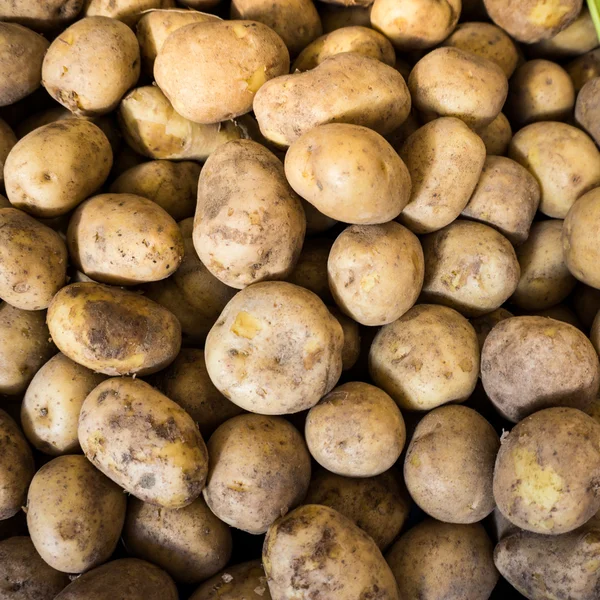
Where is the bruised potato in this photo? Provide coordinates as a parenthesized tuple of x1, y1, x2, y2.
(190, 560, 271, 600)
(478, 112, 512, 156)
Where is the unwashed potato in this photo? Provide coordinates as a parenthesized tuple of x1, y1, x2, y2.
(478, 112, 512, 156)
(83, 0, 176, 26)
(319, 4, 372, 32)
(79, 377, 208, 508)
(567, 47, 600, 92)
(369, 304, 479, 411)
(285, 123, 411, 225)
(190, 560, 270, 600)
(575, 77, 600, 146)
(286, 238, 333, 304)
(461, 156, 540, 245)
(263, 504, 399, 600)
(404, 405, 499, 523)
(0, 1, 83, 31)
(253, 52, 411, 147)
(47, 282, 181, 376)
(203, 414, 311, 534)
(408, 48, 508, 129)
(493, 407, 600, 534)
(330, 308, 361, 371)
(399, 117, 486, 234)
(0, 119, 16, 186)
(386, 520, 499, 600)
(27, 455, 126, 573)
(470, 307, 513, 354)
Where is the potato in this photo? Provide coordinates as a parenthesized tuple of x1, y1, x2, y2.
(589, 311, 600, 357)
(203, 414, 311, 534)
(327, 223, 423, 326)
(409, 48, 508, 129)
(190, 561, 270, 600)
(494, 407, 600, 534)
(531, 304, 582, 329)
(264, 504, 399, 600)
(0, 24, 48, 107)
(567, 48, 600, 92)
(421, 220, 520, 317)
(386, 520, 499, 600)
(399, 118, 486, 234)
(370, 0, 459, 50)
(302, 199, 338, 235)
(0, 1, 83, 31)
(286, 238, 332, 303)
(42, 17, 140, 116)
(178, 0, 220, 8)
(470, 308, 513, 354)
(404, 405, 499, 523)
(574, 283, 600, 328)
(54, 558, 178, 600)
(254, 52, 411, 147)
(205, 282, 343, 414)
(0, 119, 16, 186)
(320, 4, 372, 32)
(83, 0, 176, 26)
(27, 455, 125, 573)
(285, 123, 411, 225)
(154, 348, 244, 437)
(330, 308, 361, 371)
(575, 77, 600, 146)
(478, 112, 512, 156)
(369, 304, 479, 411)
(461, 156, 540, 245)
(47, 282, 181, 376)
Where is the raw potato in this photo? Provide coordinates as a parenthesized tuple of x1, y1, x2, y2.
(421, 220, 520, 317)
(470, 307, 513, 354)
(0, 119, 16, 187)
(408, 48, 508, 129)
(4, 120, 112, 217)
(0, 410, 34, 519)
(404, 405, 499, 523)
(478, 113, 512, 156)
(575, 77, 600, 146)
(26, 455, 126, 573)
(493, 407, 600, 534)
(330, 308, 361, 371)
(574, 283, 600, 328)
(302, 199, 338, 235)
(531, 304, 582, 329)
(286, 238, 333, 304)
(155, 20, 289, 124)
(0, 24, 48, 106)
(399, 118, 486, 234)
(461, 156, 540, 245)
(190, 560, 271, 600)
(370, 0, 460, 50)
(285, 123, 411, 225)
(124, 496, 232, 584)
(83, 0, 176, 26)
(509, 121, 600, 219)
(567, 48, 600, 92)
(68, 193, 184, 285)
(253, 52, 411, 147)
(327, 223, 424, 326)
(369, 304, 480, 411)
(386, 520, 499, 600)
(320, 4, 372, 32)
(0, 208, 67, 311)
(0, 1, 83, 31)
(203, 414, 311, 534)
(47, 282, 181, 376)
(118, 86, 243, 161)
(263, 504, 400, 600)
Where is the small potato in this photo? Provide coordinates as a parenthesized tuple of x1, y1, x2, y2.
(320, 4, 372, 32)
(42, 17, 140, 116)
(330, 308, 361, 371)
(305, 382, 405, 477)
(386, 519, 499, 600)
(493, 407, 600, 534)
(47, 282, 181, 376)
(478, 112, 512, 156)
(27, 455, 126, 573)
(461, 156, 540, 245)
(285, 124, 411, 225)
(79, 377, 208, 508)
(190, 560, 271, 600)
(327, 223, 423, 326)
(567, 48, 600, 92)
(0, 1, 83, 31)
(83, 0, 176, 26)
(264, 504, 399, 600)
(205, 281, 343, 414)
(286, 238, 333, 303)
(254, 52, 411, 147)
(369, 304, 479, 411)
(575, 77, 600, 146)
(399, 118, 486, 234)
(404, 405, 499, 523)
(409, 48, 508, 129)
(0, 119, 16, 187)
(203, 414, 311, 534)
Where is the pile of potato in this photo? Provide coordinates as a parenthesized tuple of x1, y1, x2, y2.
(0, 0, 600, 598)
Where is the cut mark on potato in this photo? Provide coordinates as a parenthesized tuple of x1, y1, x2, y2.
(231, 312, 262, 339)
(245, 67, 268, 94)
(529, 1, 570, 27)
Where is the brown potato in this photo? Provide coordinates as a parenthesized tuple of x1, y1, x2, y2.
(470, 308, 513, 355)
(0, 119, 16, 187)
(190, 560, 271, 600)
(567, 47, 600, 92)
(478, 112, 512, 156)
(0, 1, 83, 31)
(302, 199, 338, 235)
(83, 0, 176, 26)
(575, 76, 600, 146)
(320, 4, 372, 32)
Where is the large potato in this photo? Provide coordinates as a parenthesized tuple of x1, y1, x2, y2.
(190, 561, 270, 600)
(478, 112, 512, 156)
(203, 414, 311, 534)
(47, 282, 181, 376)
(263, 504, 399, 600)
(83, 0, 176, 26)
(567, 48, 600, 92)
(254, 52, 411, 147)
(0, 119, 16, 187)
(493, 407, 600, 534)
(0, 1, 83, 31)
(575, 77, 600, 146)
(27, 455, 126, 573)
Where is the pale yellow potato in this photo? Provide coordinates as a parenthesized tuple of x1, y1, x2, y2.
(477, 112, 512, 156)
(254, 52, 411, 147)
(27, 455, 126, 573)
(285, 123, 411, 225)
(567, 48, 600, 92)
(369, 304, 480, 411)
(399, 118, 486, 234)
(470, 307, 513, 354)
(83, 0, 175, 26)
(0, 0, 83, 31)
(320, 4, 372, 32)
(576, 77, 600, 146)
(286, 238, 333, 303)
(0, 119, 16, 187)
(47, 282, 181, 376)
(190, 561, 271, 600)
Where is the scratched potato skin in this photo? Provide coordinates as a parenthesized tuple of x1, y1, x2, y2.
(189, 560, 271, 599)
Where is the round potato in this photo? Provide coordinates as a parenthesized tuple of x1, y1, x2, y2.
(27, 455, 126, 573)
(575, 77, 600, 146)
(330, 307, 361, 371)
(567, 48, 600, 92)
(0, 1, 83, 31)
(264, 504, 399, 600)
(203, 414, 311, 534)
(286, 238, 333, 304)
(493, 407, 600, 534)
(320, 4, 372, 32)
(369, 304, 480, 411)
(83, 0, 176, 26)
(47, 282, 181, 376)
(470, 307, 513, 354)
(478, 112, 512, 156)
(0, 119, 16, 187)
(190, 560, 270, 600)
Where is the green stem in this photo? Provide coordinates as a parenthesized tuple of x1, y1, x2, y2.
(588, 0, 600, 42)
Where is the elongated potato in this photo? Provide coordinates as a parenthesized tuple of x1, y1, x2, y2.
(190, 561, 270, 600)
(83, 0, 176, 26)
(0, 1, 83, 31)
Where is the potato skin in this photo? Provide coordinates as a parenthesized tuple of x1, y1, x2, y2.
(190, 560, 271, 600)
(576, 77, 600, 146)
(286, 238, 333, 304)
(27, 455, 126, 573)
(470, 307, 513, 354)
(567, 48, 600, 92)
(83, 0, 176, 26)
(478, 112, 512, 156)
(47, 282, 181, 377)
(0, 119, 16, 187)
(0, 0, 83, 31)
(320, 4, 372, 32)
(264, 504, 399, 600)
